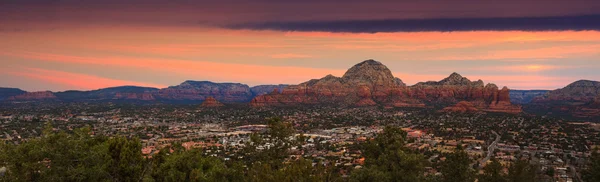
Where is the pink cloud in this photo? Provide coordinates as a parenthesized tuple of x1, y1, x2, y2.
(2, 28, 598, 90)
(431, 44, 600, 61)
(465, 64, 572, 73)
(1, 51, 346, 86)
(1, 50, 580, 90)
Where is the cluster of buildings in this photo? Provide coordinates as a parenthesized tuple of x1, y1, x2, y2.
(1, 104, 599, 181)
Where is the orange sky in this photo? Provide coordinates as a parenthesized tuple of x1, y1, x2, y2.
(1, 26, 599, 91)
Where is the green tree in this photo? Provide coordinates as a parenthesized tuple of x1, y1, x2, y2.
(41, 126, 110, 181)
(247, 159, 340, 182)
(545, 167, 554, 177)
(0, 124, 109, 182)
(0, 136, 46, 181)
(582, 148, 600, 182)
(440, 146, 475, 182)
(280, 159, 340, 182)
(478, 159, 507, 182)
(151, 149, 241, 182)
(350, 126, 427, 182)
(106, 136, 145, 182)
(506, 160, 537, 182)
(242, 118, 295, 166)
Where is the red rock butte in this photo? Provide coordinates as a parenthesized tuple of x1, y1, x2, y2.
(200, 96, 225, 107)
(250, 59, 522, 114)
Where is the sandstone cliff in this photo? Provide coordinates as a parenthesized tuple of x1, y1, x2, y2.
(9, 91, 57, 101)
(250, 84, 289, 96)
(1, 59, 523, 114)
(442, 101, 479, 113)
(250, 60, 521, 113)
(157, 81, 253, 103)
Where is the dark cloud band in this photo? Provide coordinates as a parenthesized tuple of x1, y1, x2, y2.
(225, 14, 600, 33)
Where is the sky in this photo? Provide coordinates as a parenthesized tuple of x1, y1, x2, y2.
(1, 0, 600, 91)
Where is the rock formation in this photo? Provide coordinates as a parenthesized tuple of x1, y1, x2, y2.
(250, 60, 401, 107)
(8, 82, 257, 103)
(53, 86, 159, 102)
(157, 81, 253, 103)
(0, 59, 523, 114)
(409, 72, 486, 103)
(486, 86, 522, 114)
(534, 80, 600, 102)
(528, 80, 600, 119)
(408, 74, 521, 113)
(113, 92, 155, 100)
(443, 101, 479, 113)
(250, 60, 522, 113)
(250, 84, 289, 96)
(0, 88, 26, 101)
(200, 96, 225, 107)
(8, 91, 57, 100)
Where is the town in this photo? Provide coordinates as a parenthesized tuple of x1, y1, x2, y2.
(2, 102, 599, 182)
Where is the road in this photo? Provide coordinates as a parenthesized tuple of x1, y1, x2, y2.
(480, 130, 500, 168)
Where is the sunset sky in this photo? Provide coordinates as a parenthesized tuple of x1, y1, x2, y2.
(1, 0, 600, 91)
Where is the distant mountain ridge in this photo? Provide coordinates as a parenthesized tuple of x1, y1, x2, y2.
(0, 88, 26, 100)
(526, 80, 600, 120)
(7, 59, 600, 118)
(54, 86, 159, 101)
(1, 83, 291, 103)
(509, 90, 549, 104)
(157, 81, 253, 102)
(8, 91, 57, 101)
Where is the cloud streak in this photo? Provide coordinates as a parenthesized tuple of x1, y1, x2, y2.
(428, 44, 600, 61)
(227, 14, 600, 33)
(1, 51, 347, 87)
(4, 67, 166, 90)
(270, 53, 313, 59)
(2, 24, 600, 90)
